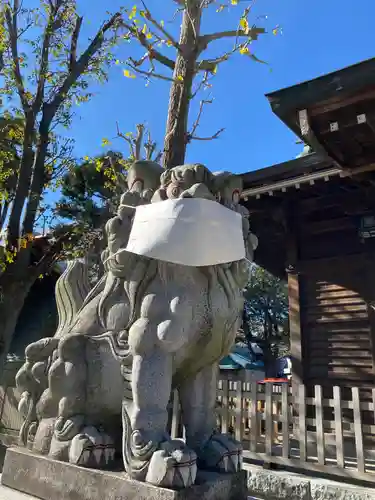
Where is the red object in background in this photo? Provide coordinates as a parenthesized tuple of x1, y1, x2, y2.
(258, 378, 289, 384)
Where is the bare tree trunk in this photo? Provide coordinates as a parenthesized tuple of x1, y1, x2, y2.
(163, 1, 202, 169)
(0, 200, 9, 232)
(0, 232, 69, 380)
(22, 120, 51, 238)
(6, 111, 36, 248)
(0, 272, 37, 382)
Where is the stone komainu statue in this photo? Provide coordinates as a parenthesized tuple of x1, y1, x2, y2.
(15, 162, 258, 489)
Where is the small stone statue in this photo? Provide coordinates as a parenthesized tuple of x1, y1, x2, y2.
(15, 162, 258, 489)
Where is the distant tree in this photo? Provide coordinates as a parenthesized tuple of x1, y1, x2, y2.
(242, 265, 289, 377)
(0, 0, 124, 378)
(55, 123, 161, 282)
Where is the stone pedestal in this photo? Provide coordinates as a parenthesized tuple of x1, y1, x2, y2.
(2, 447, 247, 500)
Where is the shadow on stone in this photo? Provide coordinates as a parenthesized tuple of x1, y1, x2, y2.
(2, 447, 248, 500)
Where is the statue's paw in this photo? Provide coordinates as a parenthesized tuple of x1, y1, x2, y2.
(146, 439, 197, 489)
(198, 433, 242, 473)
(69, 426, 115, 469)
(54, 415, 85, 441)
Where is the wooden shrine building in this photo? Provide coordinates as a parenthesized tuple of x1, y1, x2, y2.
(241, 57, 375, 393)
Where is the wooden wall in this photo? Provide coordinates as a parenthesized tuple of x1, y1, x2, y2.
(296, 201, 375, 392)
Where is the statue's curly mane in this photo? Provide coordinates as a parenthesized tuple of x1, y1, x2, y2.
(160, 163, 213, 190)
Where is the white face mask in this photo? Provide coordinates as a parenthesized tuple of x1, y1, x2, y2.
(122, 198, 246, 267)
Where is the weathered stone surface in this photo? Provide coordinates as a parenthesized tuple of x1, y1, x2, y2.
(247, 467, 310, 500)
(310, 479, 375, 500)
(14, 162, 257, 489)
(1, 447, 248, 500)
(246, 466, 375, 500)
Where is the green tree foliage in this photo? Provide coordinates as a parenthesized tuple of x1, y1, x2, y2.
(0, 0, 125, 377)
(55, 123, 161, 282)
(0, 111, 23, 229)
(0, 0, 277, 374)
(57, 152, 125, 229)
(55, 151, 125, 279)
(242, 265, 289, 376)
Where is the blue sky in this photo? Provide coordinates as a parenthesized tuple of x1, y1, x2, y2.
(65, 0, 375, 176)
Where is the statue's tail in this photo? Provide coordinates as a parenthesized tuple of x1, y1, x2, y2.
(55, 259, 91, 337)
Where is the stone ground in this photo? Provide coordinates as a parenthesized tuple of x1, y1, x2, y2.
(0, 483, 261, 500)
(0, 481, 39, 500)
(0, 445, 261, 500)
(0, 478, 261, 500)
(0, 445, 39, 500)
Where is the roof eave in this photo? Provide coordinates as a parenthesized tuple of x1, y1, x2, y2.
(265, 57, 375, 135)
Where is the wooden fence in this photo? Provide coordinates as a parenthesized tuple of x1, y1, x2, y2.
(171, 373, 375, 484)
(1, 363, 375, 484)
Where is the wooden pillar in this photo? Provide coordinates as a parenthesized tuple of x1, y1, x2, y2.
(364, 255, 375, 380)
(287, 268, 303, 387)
(284, 203, 304, 394)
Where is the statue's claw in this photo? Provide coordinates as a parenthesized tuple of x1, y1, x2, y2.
(197, 433, 242, 473)
(69, 426, 115, 468)
(145, 439, 197, 489)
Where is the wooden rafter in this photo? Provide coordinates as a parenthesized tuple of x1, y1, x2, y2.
(310, 87, 375, 117)
(299, 109, 345, 169)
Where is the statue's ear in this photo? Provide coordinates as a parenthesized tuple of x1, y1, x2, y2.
(212, 171, 243, 204)
(127, 160, 163, 193)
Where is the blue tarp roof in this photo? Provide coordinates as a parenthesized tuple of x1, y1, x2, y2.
(219, 343, 264, 371)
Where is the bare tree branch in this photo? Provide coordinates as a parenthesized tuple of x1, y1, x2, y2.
(197, 42, 242, 71)
(127, 62, 175, 83)
(116, 122, 136, 158)
(190, 98, 212, 138)
(134, 124, 144, 160)
(4, 0, 28, 110)
(48, 12, 122, 114)
(189, 128, 224, 141)
(33, 0, 65, 113)
(187, 98, 224, 142)
(191, 70, 210, 99)
(199, 26, 265, 47)
(121, 20, 175, 70)
(140, 0, 181, 51)
(69, 15, 84, 72)
(144, 130, 157, 160)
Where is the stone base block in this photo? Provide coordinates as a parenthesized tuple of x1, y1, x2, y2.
(1, 447, 247, 500)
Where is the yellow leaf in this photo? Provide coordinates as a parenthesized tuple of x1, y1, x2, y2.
(212, 65, 218, 74)
(231, 0, 238, 4)
(129, 5, 137, 19)
(142, 23, 147, 34)
(146, 32, 153, 39)
(102, 138, 110, 146)
(239, 46, 249, 55)
(123, 69, 136, 79)
(240, 17, 249, 32)
(115, 59, 120, 65)
(83, 155, 89, 161)
(166, 40, 173, 47)
(176, 75, 183, 82)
